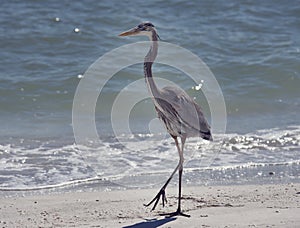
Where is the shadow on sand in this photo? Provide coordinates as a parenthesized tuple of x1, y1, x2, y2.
(122, 217, 177, 228)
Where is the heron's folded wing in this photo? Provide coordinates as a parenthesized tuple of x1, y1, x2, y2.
(159, 86, 211, 136)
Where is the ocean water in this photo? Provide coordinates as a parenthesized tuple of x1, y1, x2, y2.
(0, 0, 300, 193)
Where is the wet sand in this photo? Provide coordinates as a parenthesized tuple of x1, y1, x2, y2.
(1, 183, 300, 227)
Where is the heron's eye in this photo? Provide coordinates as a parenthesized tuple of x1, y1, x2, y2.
(138, 24, 143, 29)
(138, 25, 146, 31)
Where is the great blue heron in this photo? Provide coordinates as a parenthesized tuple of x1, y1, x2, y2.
(119, 22, 212, 217)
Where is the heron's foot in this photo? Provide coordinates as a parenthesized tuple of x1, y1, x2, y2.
(160, 208, 190, 218)
(144, 188, 167, 211)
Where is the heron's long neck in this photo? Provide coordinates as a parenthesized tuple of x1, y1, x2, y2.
(144, 30, 160, 97)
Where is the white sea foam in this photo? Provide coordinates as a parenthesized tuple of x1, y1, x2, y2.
(0, 126, 299, 191)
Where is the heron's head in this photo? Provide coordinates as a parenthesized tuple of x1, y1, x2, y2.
(119, 22, 156, 38)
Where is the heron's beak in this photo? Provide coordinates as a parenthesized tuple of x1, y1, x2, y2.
(118, 27, 139, 36)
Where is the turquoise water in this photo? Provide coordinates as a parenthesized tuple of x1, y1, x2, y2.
(0, 0, 299, 190)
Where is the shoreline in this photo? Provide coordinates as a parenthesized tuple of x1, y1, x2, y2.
(1, 183, 300, 227)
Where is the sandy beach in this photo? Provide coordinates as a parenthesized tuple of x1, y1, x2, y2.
(1, 183, 299, 227)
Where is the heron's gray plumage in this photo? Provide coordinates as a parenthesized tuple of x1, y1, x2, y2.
(156, 86, 212, 140)
(119, 22, 212, 217)
(139, 22, 212, 141)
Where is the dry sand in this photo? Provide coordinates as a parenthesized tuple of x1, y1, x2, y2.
(1, 183, 300, 227)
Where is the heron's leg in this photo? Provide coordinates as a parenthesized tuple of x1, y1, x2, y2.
(177, 136, 185, 211)
(160, 135, 190, 217)
(176, 136, 190, 216)
(144, 137, 181, 211)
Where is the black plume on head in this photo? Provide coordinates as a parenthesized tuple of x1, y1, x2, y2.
(138, 21, 155, 29)
(144, 22, 154, 27)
